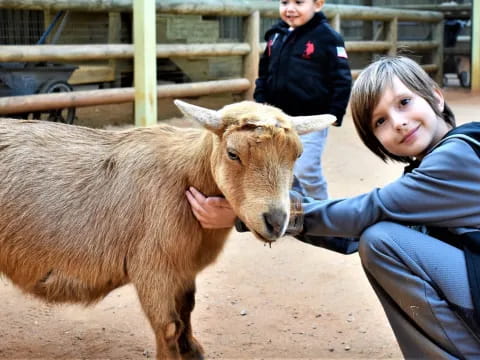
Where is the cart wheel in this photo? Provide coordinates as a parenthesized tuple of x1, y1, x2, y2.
(33, 80, 76, 124)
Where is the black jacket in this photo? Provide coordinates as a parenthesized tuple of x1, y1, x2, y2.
(254, 12, 352, 125)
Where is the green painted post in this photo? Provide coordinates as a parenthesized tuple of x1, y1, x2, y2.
(134, 0, 157, 127)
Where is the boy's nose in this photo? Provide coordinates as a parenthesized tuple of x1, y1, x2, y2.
(285, 4, 296, 12)
(391, 113, 408, 129)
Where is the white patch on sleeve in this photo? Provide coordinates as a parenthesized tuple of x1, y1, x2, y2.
(336, 46, 348, 59)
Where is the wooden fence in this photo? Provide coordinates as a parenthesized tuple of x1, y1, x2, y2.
(0, 0, 444, 116)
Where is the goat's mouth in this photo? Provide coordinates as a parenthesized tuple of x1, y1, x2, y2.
(253, 231, 277, 248)
(253, 231, 277, 244)
(252, 230, 277, 245)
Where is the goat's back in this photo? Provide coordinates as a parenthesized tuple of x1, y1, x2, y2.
(0, 119, 223, 302)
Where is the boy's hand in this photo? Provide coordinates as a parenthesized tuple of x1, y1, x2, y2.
(186, 187, 236, 229)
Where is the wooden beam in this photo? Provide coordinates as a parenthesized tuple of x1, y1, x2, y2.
(0, 40, 440, 63)
(68, 65, 115, 85)
(133, 0, 157, 127)
(0, 79, 251, 115)
(0, 1, 442, 22)
(397, 41, 439, 51)
(346, 41, 391, 52)
(0, 43, 250, 62)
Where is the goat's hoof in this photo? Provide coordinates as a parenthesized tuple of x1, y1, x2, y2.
(180, 336, 204, 360)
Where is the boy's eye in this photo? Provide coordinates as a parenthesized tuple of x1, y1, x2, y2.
(400, 98, 411, 106)
(374, 117, 386, 128)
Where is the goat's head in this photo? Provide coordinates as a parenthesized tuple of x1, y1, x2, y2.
(175, 100, 335, 243)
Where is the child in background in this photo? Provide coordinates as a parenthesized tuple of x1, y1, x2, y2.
(254, 0, 352, 199)
(187, 56, 480, 357)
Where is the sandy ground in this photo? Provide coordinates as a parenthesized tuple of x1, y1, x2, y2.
(0, 88, 478, 359)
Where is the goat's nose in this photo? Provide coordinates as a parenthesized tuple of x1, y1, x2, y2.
(263, 208, 288, 238)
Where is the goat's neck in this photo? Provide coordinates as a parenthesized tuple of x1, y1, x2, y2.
(187, 131, 221, 196)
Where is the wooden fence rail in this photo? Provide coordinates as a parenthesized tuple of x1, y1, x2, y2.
(0, 0, 444, 116)
(0, 79, 250, 114)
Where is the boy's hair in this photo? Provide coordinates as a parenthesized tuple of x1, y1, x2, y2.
(350, 56, 456, 163)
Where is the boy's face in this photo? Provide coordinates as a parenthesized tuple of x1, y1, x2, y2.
(279, 0, 324, 29)
(371, 76, 449, 159)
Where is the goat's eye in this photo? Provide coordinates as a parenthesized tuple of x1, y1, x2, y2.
(227, 149, 240, 161)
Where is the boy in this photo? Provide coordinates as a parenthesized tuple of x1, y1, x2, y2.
(187, 56, 480, 357)
(254, 0, 352, 200)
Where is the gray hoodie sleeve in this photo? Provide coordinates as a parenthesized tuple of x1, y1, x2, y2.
(301, 139, 480, 238)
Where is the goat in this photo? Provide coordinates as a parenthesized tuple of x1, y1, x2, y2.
(0, 100, 334, 359)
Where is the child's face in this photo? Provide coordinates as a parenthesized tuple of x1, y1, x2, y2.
(279, 0, 324, 29)
(371, 76, 450, 159)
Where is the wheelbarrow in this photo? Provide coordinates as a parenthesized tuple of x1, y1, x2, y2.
(0, 10, 78, 124)
(0, 62, 78, 123)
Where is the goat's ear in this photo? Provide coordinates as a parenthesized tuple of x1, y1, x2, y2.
(174, 99, 222, 130)
(289, 114, 336, 135)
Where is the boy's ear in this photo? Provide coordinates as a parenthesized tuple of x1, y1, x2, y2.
(433, 87, 445, 113)
(314, 0, 325, 11)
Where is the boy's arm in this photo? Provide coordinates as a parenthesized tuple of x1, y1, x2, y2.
(235, 191, 358, 254)
(326, 40, 352, 127)
(186, 186, 358, 255)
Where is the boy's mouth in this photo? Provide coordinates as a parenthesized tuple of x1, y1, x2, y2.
(401, 125, 420, 144)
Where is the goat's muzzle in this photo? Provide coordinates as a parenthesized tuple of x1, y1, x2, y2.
(262, 208, 288, 241)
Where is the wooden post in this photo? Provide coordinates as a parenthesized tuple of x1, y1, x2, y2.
(43, 10, 54, 43)
(108, 12, 122, 87)
(472, 0, 479, 91)
(386, 17, 398, 57)
(432, 18, 444, 85)
(331, 13, 341, 33)
(133, 0, 157, 127)
(243, 10, 259, 100)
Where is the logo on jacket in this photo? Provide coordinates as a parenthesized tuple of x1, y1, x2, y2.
(302, 41, 315, 59)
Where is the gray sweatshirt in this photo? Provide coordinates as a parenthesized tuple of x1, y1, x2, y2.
(301, 137, 480, 240)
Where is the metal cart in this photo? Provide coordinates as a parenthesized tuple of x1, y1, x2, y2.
(0, 62, 77, 123)
(0, 10, 78, 124)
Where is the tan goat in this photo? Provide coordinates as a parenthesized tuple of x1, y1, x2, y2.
(0, 100, 334, 359)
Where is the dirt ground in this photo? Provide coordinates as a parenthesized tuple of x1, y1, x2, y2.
(0, 88, 478, 359)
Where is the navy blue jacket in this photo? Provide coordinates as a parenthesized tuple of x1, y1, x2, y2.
(254, 12, 352, 125)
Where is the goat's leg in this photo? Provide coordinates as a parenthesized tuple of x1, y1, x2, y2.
(134, 277, 184, 360)
(176, 282, 204, 359)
